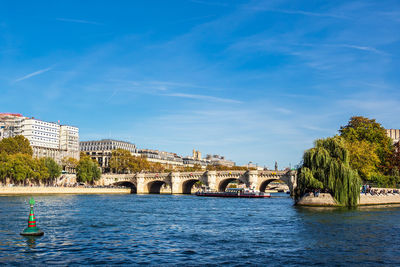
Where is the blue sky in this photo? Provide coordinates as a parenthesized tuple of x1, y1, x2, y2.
(1, 0, 399, 168)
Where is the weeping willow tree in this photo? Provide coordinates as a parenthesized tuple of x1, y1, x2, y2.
(295, 137, 361, 207)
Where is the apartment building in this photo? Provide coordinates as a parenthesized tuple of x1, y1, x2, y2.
(80, 139, 138, 171)
(205, 154, 236, 167)
(138, 149, 184, 167)
(0, 113, 80, 163)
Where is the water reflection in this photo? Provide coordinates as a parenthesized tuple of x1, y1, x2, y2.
(23, 236, 39, 248)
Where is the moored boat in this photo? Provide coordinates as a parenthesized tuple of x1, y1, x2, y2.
(196, 188, 271, 198)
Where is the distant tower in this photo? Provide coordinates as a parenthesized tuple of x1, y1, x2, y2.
(192, 149, 201, 160)
(274, 161, 278, 171)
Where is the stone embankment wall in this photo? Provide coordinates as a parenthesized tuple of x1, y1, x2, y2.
(296, 193, 338, 206)
(297, 192, 400, 206)
(0, 186, 130, 195)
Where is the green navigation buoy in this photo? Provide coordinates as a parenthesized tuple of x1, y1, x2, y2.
(20, 197, 44, 236)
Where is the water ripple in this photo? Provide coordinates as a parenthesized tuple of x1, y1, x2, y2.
(1, 194, 400, 265)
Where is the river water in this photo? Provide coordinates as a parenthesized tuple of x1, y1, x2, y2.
(1, 193, 400, 266)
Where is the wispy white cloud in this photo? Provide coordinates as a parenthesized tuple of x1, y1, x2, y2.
(301, 125, 333, 133)
(86, 79, 230, 104)
(294, 43, 388, 55)
(339, 98, 400, 113)
(100, 79, 230, 103)
(280, 93, 319, 99)
(108, 79, 216, 91)
(333, 44, 387, 55)
(336, 90, 400, 128)
(145, 80, 210, 90)
(14, 67, 52, 82)
(247, 6, 348, 19)
(163, 93, 241, 103)
(56, 18, 102, 25)
(275, 108, 292, 114)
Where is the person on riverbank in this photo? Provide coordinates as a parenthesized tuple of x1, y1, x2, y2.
(313, 189, 320, 197)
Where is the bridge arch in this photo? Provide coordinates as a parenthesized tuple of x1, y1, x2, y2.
(218, 177, 248, 192)
(258, 177, 290, 192)
(147, 180, 170, 194)
(181, 179, 200, 194)
(258, 179, 279, 192)
(113, 181, 137, 194)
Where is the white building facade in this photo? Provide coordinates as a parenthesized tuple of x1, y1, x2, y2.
(138, 149, 184, 167)
(80, 139, 138, 172)
(60, 125, 80, 160)
(0, 113, 24, 139)
(205, 154, 236, 167)
(386, 129, 400, 144)
(21, 118, 61, 161)
(0, 113, 80, 163)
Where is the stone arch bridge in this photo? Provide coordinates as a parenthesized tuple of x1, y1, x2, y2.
(100, 170, 297, 195)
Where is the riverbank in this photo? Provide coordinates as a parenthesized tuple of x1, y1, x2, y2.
(0, 186, 131, 195)
(297, 192, 400, 206)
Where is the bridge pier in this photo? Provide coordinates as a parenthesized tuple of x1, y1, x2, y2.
(206, 171, 217, 191)
(136, 173, 148, 194)
(288, 171, 297, 197)
(248, 170, 259, 190)
(171, 172, 182, 194)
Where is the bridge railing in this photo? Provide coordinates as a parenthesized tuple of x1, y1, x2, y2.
(143, 173, 170, 179)
(215, 170, 246, 176)
(102, 173, 136, 179)
(259, 170, 287, 176)
(179, 171, 206, 176)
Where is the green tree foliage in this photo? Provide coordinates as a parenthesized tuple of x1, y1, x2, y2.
(389, 142, 400, 173)
(379, 142, 400, 187)
(0, 136, 62, 185)
(31, 158, 50, 183)
(183, 164, 203, 172)
(108, 149, 175, 173)
(368, 171, 400, 188)
(0, 135, 33, 156)
(41, 157, 62, 181)
(195, 181, 204, 188)
(206, 165, 249, 171)
(339, 116, 393, 171)
(76, 156, 101, 184)
(147, 161, 164, 173)
(296, 137, 361, 207)
(109, 149, 132, 173)
(7, 153, 36, 183)
(344, 140, 380, 181)
(133, 156, 152, 172)
(0, 153, 50, 185)
(61, 157, 79, 171)
(0, 152, 9, 183)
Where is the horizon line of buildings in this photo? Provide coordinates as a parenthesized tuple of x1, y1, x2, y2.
(2, 113, 399, 172)
(80, 140, 235, 172)
(0, 113, 236, 171)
